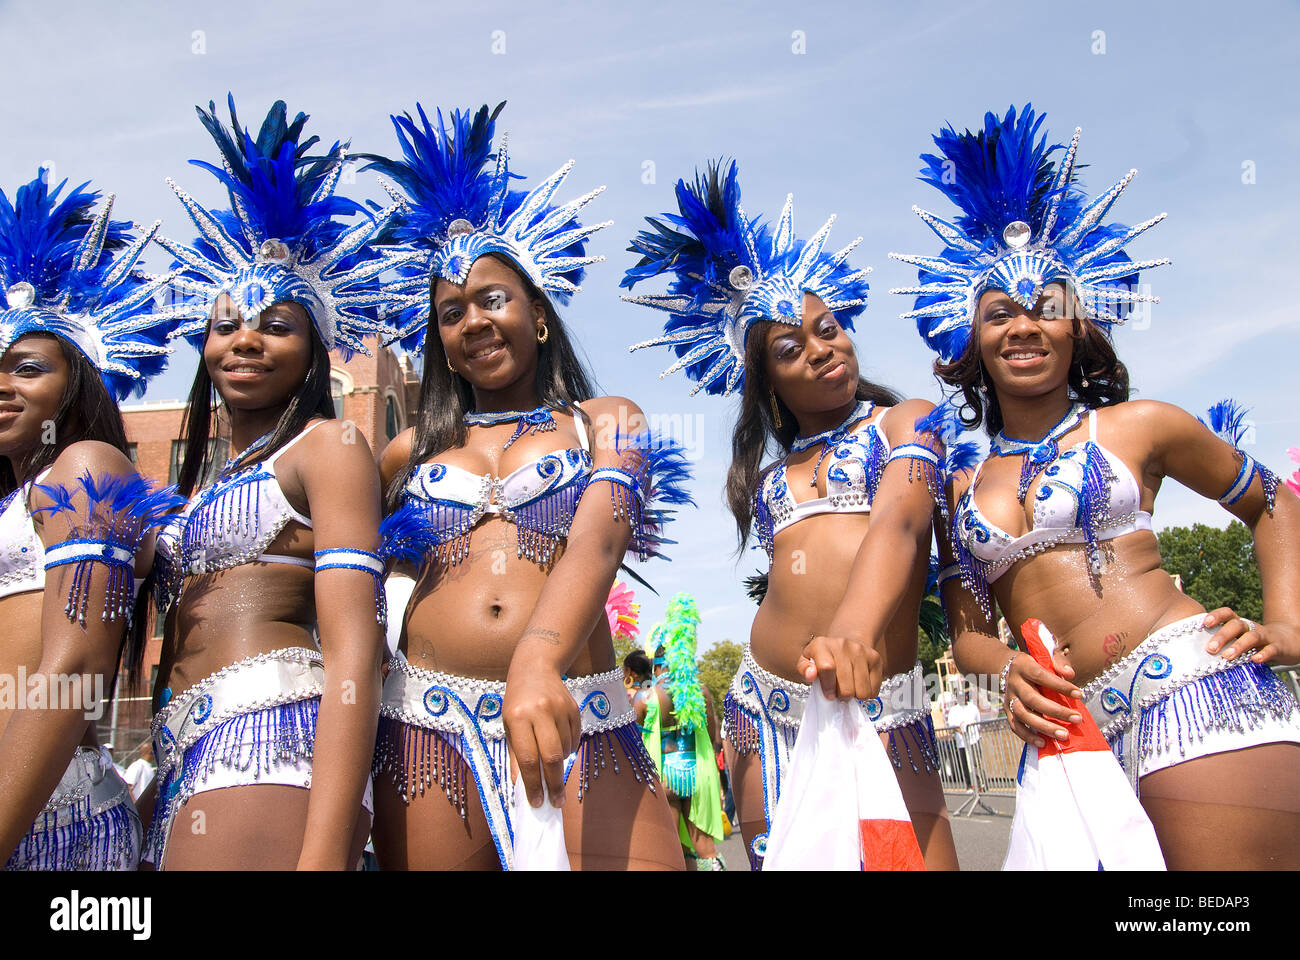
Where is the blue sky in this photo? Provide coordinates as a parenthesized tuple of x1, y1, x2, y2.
(4, 0, 1296, 649)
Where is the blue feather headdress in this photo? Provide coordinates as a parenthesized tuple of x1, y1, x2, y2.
(622, 160, 870, 397)
(0, 172, 175, 401)
(154, 95, 399, 357)
(362, 102, 611, 352)
(890, 104, 1170, 365)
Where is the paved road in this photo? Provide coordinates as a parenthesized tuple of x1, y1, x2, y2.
(702, 791, 1016, 871)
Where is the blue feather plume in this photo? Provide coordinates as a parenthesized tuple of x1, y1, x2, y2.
(362, 102, 510, 247)
(625, 159, 870, 397)
(0, 171, 175, 400)
(378, 499, 445, 565)
(920, 105, 1073, 247)
(1200, 398, 1251, 447)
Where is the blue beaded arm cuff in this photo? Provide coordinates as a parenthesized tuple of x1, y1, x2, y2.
(586, 431, 695, 562)
(1218, 451, 1278, 515)
(1202, 398, 1279, 516)
(313, 547, 388, 627)
(34, 471, 185, 626)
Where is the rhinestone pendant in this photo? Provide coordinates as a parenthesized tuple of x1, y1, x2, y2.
(1003, 221, 1031, 249)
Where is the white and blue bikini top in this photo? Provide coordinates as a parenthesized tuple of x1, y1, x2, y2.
(170, 419, 325, 576)
(398, 410, 595, 566)
(953, 410, 1152, 584)
(155, 418, 387, 625)
(754, 403, 929, 559)
(0, 470, 52, 603)
(382, 407, 691, 568)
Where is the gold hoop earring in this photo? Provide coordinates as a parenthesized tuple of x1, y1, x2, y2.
(446, 357, 456, 374)
(768, 390, 783, 429)
(536, 323, 549, 344)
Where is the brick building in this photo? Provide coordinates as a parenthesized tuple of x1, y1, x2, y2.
(123, 346, 421, 487)
(106, 347, 420, 762)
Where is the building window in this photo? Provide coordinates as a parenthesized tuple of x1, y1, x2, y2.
(385, 395, 402, 442)
(170, 438, 231, 486)
(331, 374, 346, 419)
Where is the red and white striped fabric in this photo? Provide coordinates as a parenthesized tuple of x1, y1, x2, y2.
(1003, 619, 1166, 871)
(765, 685, 925, 871)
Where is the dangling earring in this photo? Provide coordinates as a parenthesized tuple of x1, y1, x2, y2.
(536, 323, 549, 344)
(768, 389, 783, 429)
(978, 364, 990, 398)
(447, 357, 456, 375)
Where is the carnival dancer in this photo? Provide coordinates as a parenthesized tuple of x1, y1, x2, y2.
(624, 161, 960, 869)
(366, 103, 691, 870)
(636, 594, 725, 870)
(0, 171, 182, 869)
(894, 104, 1300, 868)
(141, 96, 396, 869)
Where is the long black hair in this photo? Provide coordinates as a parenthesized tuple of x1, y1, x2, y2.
(0, 336, 129, 497)
(174, 313, 335, 499)
(385, 253, 598, 511)
(934, 313, 1130, 436)
(725, 319, 902, 551)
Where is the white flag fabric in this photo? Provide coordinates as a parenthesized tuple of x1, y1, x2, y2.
(765, 685, 924, 871)
(511, 777, 571, 871)
(1003, 619, 1166, 871)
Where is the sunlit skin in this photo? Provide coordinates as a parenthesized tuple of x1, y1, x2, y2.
(377, 255, 682, 869)
(941, 282, 1300, 867)
(0, 333, 150, 864)
(147, 293, 383, 871)
(0, 335, 98, 750)
(725, 291, 959, 870)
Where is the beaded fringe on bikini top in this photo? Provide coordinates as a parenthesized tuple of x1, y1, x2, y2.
(380, 429, 693, 569)
(162, 430, 387, 623)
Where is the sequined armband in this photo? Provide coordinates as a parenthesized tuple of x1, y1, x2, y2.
(314, 547, 387, 626)
(33, 471, 185, 626)
(1219, 451, 1278, 515)
(598, 431, 695, 562)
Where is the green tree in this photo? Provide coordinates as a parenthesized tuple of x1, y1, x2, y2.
(916, 594, 949, 679)
(1157, 521, 1262, 621)
(610, 630, 641, 667)
(697, 639, 743, 711)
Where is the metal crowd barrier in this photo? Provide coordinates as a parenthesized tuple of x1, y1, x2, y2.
(936, 670, 1300, 819)
(934, 718, 1022, 817)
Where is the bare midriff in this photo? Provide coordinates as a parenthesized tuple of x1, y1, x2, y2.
(750, 511, 928, 686)
(157, 523, 317, 704)
(400, 513, 615, 681)
(989, 529, 1205, 687)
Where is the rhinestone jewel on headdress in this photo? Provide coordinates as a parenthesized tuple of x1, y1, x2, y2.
(989, 402, 1086, 503)
(1002, 221, 1031, 249)
(258, 239, 290, 262)
(789, 400, 875, 486)
(889, 104, 1171, 366)
(5, 282, 34, 309)
(463, 406, 558, 450)
(728, 265, 754, 291)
